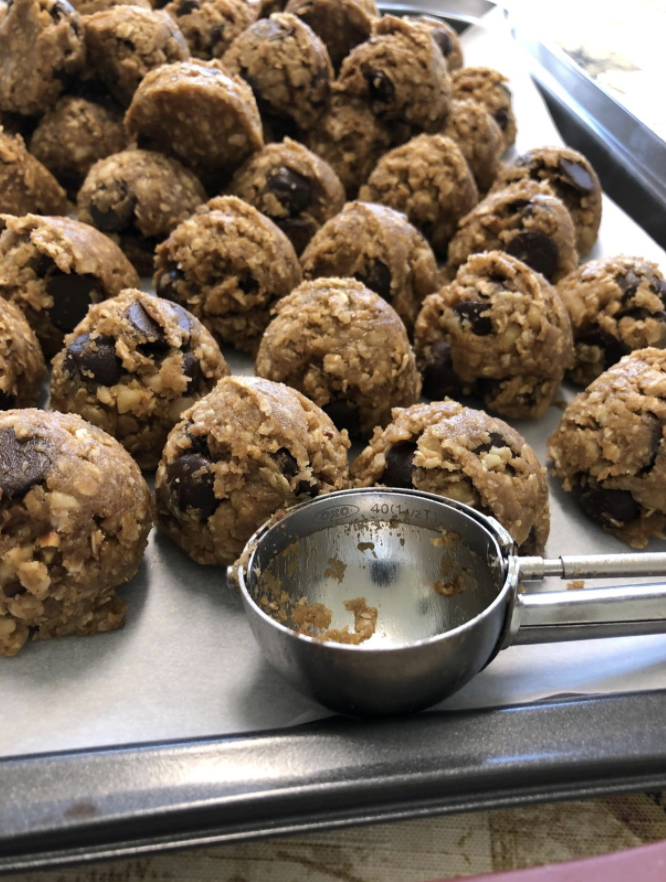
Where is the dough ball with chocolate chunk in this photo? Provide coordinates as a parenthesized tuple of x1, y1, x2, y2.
(404, 15, 463, 71)
(305, 94, 391, 199)
(223, 13, 332, 135)
(415, 251, 573, 420)
(0, 409, 152, 657)
(255, 277, 422, 438)
(0, 0, 86, 116)
(155, 375, 350, 565)
(446, 179, 578, 284)
(359, 134, 478, 259)
(284, 0, 378, 71)
(77, 149, 207, 275)
(29, 95, 128, 195)
(336, 15, 451, 134)
(492, 146, 602, 256)
(548, 348, 666, 548)
(228, 137, 345, 255)
(50, 289, 229, 468)
(0, 297, 47, 409)
(557, 256, 666, 387)
(70, 0, 151, 14)
(300, 201, 438, 334)
(154, 195, 301, 354)
(452, 66, 515, 149)
(125, 59, 263, 179)
(0, 130, 68, 217)
(0, 214, 140, 356)
(164, 0, 257, 60)
(351, 400, 550, 552)
(83, 7, 190, 107)
(441, 99, 503, 193)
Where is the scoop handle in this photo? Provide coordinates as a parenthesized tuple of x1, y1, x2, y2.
(518, 552, 666, 580)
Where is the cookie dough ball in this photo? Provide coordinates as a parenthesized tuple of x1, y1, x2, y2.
(0, 214, 140, 356)
(0, 0, 86, 116)
(557, 256, 666, 387)
(51, 289, 229, 468)
(223, 13, 333, 133)
(83, 8, 190, 107)
(29, 96, 128, 195)
(446, 180, 578, 284)
(359, 134, 478, 259)
(492, 147, 602, 256)
(284, 0, 378, 71)
(164, 0, 256, 59)
(336, 15, 451, 134)
(301, 201, 438, 334)
(228, 138, 345, 255)
(125, 59, 263, 180)
(0, 410, 152, 656)
(441, 99, 503, 193)
(70, 0, 151, 13)
(0, 130, 68, 217)
(351, 400, 550, 552)
(77, 149, 207, 275)
(306, 94, 391, 199)
(256, 277, 422, 438)
(155, 375, 350, 565)
(415, 251, 574, 420)
(0, 297, 47, 409)
(257, 0, 285, 15)
(154, 195, 301, 353)
(452, 66, 515, 149)
(404, 15, 463, 71)
(548, 348, 666, 548)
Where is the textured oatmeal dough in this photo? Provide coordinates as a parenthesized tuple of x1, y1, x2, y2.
(77, 149, 207, 275)
(0, 409, 152, 657)
(223, 13, 333, 132)
(125, 59, 263, 177)
(359, 134, 478, 259)
(415, 251, 573, 420)
(404, 15, 463, 71)
(0, 214, 140, 356)
(154, 195, 302, 354)
(446, 179, 578, 284)
(351, 400, 550, 552)
(0, 130, 68, 217)
(50, 289, 229, 468)
(165, 0, 258, 60)
(548, 348, 666, 548)
(336, 15, 451, 133)
(441, 99, 503, 192)
(155, 375, 350, 565)
(556, 256, 666, 387)
(256, 277, 422, 438)
(29, 96, 128, 194)
(70, 0, 151, 13)
(492, 146, 602, 256)
(0, 0, 86, 116)
(452, 66, 515, 149)
(0, 298, 47, 409)
(284, 0, 378, 71)
(300, 200, 438, 334)
(229, 137, 345, 255)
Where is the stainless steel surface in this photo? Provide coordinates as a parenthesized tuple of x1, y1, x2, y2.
(519, 553, 666, 580)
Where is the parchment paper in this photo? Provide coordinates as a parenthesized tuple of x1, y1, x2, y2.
(2, 10, 666, 758)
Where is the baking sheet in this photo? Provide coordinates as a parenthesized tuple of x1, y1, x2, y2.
(2, 9, 666, 759)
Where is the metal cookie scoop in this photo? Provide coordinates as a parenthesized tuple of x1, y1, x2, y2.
(229, 489, 666, 716)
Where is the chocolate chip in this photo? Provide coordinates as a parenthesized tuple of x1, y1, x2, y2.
(181, 350, 201, 391)
(209, 23, 225, 46)
(266, 166, 313, 215)
(296, 479, 319, 497)
(170, 303, 192, 332)
(637, 414, 663, 475)
(64, 333, 123, 386)
(322, 399, 361, 438)
(475, 376, 504, 402)
(0, 428, 52, 501)
(617, 307, 666, 323)
(354, 260, 392, 301)
(3, 581, 26, 598)
(156, 268, 184, 302)
(166, 454, 219, 519)
(0, 390, 15, 411)
(577, 326, 628, 370)
(494, 108, 510, 131)
(617, 269, 642, 299)
(254, 16, 288, 39)
(422, 340, 461, 400)
(186, 429, 211, 457)
(49, 0, 75, 23)
(451, 301, 493, 335)
(573, 482, 641, 527)
(367, 69, 395, 104)
(237, 274, 259, 296)
(559, 158, 594, 194)
(431, 28, 453, 57)
(275, 447, 299, 478)
(178, 0, 198, 12)
(47, 272, 101, 333)
(473, 432, 506, 455)
(276, 216, 317, 254)
(88, 182, 136, 233)
(127, 301, 164, 340)
(507, 199, 531, 214)
(505, 230, 559, 280)
(383, 441, 418, 488)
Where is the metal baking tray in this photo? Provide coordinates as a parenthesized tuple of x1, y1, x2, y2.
(3, 3, 666, 873)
